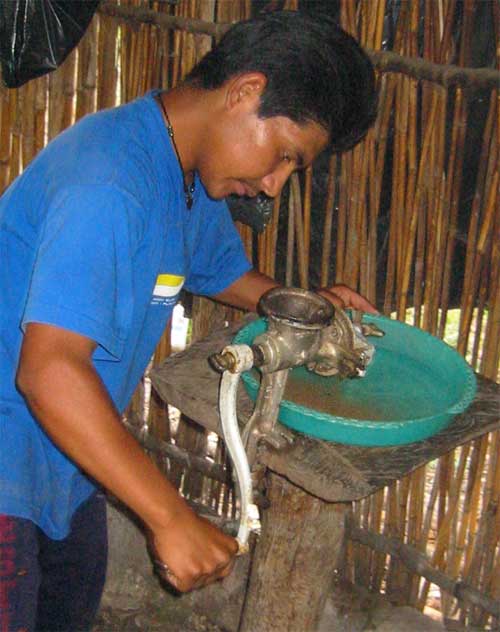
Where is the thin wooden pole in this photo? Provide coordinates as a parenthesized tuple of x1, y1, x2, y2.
(303, 166, 312, 283)
(438, 88, 468, 338)
(458, 166, 499, 356)
(75, 17, 98, 120)
(320, 155, 337, 287)
(20, 82, 35, 168)
(291, 173, 308, 289)
(98, 13, 119, 110)
(286, 182, 295, 287)
(34, 76, 47, 156)
(335, 154, 348, 284)
(268, 193, 281, 280)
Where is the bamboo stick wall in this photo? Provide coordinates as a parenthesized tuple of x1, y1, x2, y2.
(336, 5, 499, 629)
(0, 0, 498, 627)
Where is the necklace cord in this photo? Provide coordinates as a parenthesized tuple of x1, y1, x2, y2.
(157, 94, 195, 210)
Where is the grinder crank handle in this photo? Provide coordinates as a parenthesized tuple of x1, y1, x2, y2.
(215, 344, 261, 554)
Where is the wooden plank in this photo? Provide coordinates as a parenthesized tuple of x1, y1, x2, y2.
(150, 321, 499, 503)
(151, 320, 249, 432)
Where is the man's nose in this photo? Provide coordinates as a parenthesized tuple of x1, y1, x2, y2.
(259, 162, 295, 198)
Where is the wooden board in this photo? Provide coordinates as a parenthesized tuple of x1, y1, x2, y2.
(151, 320, 500, 503)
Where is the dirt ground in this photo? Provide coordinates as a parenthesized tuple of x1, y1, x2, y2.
(93, 606, 225, 632)
(93, 574, 228, 632)
(92, 577, 447, 632)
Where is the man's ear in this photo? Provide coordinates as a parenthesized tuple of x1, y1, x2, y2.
(225, 72, 267, 111)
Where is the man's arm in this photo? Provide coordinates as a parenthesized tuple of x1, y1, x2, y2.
(214, 269, 378, 314)
(16, 322, 238, 592)
(214, 269, 279, 311)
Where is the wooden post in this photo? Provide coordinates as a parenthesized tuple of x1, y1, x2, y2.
(239, 473, 348, 632)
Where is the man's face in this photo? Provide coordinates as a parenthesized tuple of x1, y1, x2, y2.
(196, 99, 329, 201)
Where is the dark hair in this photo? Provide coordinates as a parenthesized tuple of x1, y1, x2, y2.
(185, 11, 377, 152)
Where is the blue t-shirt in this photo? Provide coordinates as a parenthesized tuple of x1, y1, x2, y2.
(0, 91, 251, 539)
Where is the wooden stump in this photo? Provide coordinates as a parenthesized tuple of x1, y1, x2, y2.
(239, 473, 348, 632)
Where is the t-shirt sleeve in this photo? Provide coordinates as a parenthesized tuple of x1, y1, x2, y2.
(184, 200, 252, 297)
(22, 185, 143, 360)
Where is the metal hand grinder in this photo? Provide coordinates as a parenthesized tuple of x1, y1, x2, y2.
(210, 287, 382, 551)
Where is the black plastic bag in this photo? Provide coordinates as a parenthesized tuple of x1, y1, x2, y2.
(0, 0, 100, 88)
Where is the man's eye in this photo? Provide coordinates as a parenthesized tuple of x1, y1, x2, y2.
(282, 153, 292, 163)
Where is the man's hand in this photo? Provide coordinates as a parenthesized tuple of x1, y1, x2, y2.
(316, 284, 378, 314)
(149, 507, 238, 592)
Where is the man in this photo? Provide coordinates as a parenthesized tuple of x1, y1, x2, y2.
(0, 10, 377, 631)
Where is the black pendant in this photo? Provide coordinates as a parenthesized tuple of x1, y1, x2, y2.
(185, 182, 195, 210)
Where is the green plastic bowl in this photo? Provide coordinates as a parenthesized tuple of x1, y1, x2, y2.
(232, 315, 477, 446)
